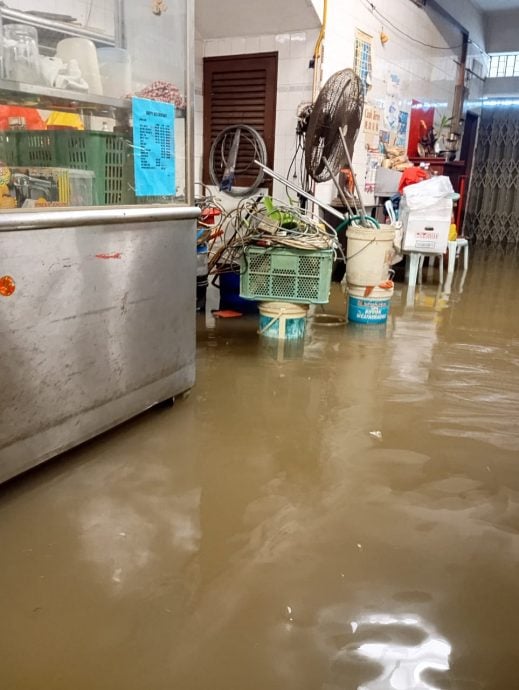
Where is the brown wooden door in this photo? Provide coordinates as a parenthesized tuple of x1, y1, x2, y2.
(203, 52, 278, 189)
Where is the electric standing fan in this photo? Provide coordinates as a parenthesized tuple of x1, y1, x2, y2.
(255, 69, 375, 228)
(304, 68, 370, 223)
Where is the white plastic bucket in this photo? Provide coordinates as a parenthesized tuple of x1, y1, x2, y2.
(258, 302, 308, 340)
(347, 284, 394, 324)
(346, 225, 395, 286)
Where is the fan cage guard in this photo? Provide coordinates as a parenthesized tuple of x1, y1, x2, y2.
(305, 68, 364, 183)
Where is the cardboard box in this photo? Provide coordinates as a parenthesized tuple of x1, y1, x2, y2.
(401, 212, 451, 252)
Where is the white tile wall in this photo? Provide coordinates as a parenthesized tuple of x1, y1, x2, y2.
(9, 0, 485, 206)
(195, 35, 205, 189)
(197, 29, 319, 201)
(314, 0, 483, 207)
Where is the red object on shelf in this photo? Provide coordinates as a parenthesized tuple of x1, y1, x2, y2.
(408, 99, 435, 158)
(0, 106, 45, 131)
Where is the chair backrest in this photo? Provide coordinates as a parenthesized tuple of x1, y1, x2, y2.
(384, 199, 397, 224)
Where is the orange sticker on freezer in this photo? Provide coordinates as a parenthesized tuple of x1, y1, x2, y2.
(0, 275, 15, 296)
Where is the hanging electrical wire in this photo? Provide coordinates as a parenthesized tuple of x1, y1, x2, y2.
(207, 196, 344, 275)
(360, 0, 465, 51)
(285, 103, 314, 208)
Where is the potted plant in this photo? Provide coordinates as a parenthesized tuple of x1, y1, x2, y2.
(434, 113, 456, 158)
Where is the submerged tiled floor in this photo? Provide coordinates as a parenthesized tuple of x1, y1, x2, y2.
(1, 247, 518, 690)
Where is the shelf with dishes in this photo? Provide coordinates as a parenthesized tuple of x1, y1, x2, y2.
(0, 6, 117, 51)
(0, 5, 186, 210)
(0, 79, 187, 118)
(0, 78, 129, 116)
(0, 7, 186, 118)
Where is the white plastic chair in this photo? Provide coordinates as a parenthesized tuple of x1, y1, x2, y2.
(384, 199, 397, 224)
(447, 237, 469, 273)
(406, 252, 444, 287)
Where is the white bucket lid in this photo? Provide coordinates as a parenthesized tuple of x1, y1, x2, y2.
(346, 225, 395, 241)
(259, 302, 309, 317)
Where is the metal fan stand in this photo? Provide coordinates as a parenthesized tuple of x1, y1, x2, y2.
(320, 126, 368, 225)
(256, 125, 373, 229)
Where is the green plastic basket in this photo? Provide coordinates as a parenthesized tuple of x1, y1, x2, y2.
(9, 131, 133, 205)
(240, 246, 334, 304)
(0, 131, 21, 166)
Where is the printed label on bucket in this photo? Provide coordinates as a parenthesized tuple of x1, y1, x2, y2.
(348, 296, 390, 324)
(259, 314, 306, 340)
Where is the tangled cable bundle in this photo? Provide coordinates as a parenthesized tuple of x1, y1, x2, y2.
(206, 195, 344, 274)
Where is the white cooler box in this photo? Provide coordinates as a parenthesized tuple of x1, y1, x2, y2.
(400, 176, 453, 254)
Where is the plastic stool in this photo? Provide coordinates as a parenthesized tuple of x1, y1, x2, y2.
(447, 237, 469, 273)
(406, 252, 443, 287)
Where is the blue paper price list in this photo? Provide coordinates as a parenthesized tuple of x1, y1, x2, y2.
(132, 97, 176, 197)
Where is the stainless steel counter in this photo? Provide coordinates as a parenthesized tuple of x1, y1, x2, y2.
(0, 206, 198, 483)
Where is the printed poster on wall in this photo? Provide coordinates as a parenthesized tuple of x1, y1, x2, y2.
(396, 110, 409, 148)
(384, 97, 399, 132)
(386, 71, 401, 97)
(363, 103, 382, 146)
(398, 110, 409, 134)
(132, 97, 176, 197)
(365, 152, 384, 193)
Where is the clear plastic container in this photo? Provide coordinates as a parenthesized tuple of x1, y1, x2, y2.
(97, 48, 131, 99)
(4, 24, 41, 84)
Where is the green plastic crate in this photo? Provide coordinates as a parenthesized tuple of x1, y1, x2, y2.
(16, 131, 59, 166)
(240, 246, 334, 304)
(11, 131, 133, 205)
(0, 131, 21, 166)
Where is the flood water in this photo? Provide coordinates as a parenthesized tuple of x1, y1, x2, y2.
(1, 247, 518, 690)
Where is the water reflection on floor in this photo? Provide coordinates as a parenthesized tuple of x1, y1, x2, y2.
(1, 247, 518, 690)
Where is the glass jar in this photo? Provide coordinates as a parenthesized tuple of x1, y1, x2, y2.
(4, 24, 41, 85)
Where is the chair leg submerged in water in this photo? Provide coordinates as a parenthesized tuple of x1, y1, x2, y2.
(447, 238, 469, 273)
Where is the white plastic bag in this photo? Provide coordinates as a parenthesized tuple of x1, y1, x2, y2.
(403, 175, 454, 211)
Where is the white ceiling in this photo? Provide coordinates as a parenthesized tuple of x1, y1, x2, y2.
(195, 0, 321, 39)
(471, 0, 519, 11)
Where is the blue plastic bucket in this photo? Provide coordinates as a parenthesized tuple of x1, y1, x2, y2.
(216, 268, 258, 314)
(347, 285, 393, 324)
(259, 302, 308, 340)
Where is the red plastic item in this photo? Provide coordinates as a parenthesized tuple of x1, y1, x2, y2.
(0, 106, 45, 130)
(200, 207, 222, 225)
(407, 99, 434, 158)
(398, 166, 429, 194)
(211, 309, 243, 318)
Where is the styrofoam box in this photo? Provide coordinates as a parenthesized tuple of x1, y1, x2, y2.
(402, 214, 451, 253)
(375, 167, 401, 196)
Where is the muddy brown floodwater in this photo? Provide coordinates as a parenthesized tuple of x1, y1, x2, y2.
(1, 247, 518, 690)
